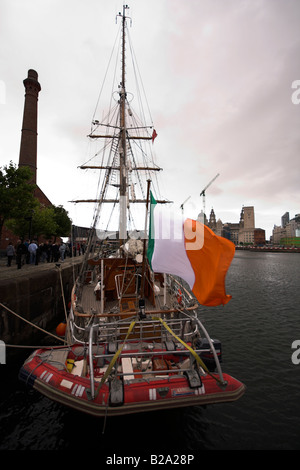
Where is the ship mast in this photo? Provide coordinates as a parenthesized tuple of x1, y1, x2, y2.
(118, 4, 130, 245)
(72, 6, 171, 222)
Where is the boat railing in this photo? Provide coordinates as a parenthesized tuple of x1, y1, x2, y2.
(88, 320, 95, 397)
(69, 316, 196, 345)
(115, 273, 141, 299)
(167, 275, 195, 309)
(193, 316, 225, 383)
(87, 340, 208, 399)
(74, 314, 225, 398)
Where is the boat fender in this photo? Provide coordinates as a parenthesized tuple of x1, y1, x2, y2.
(109, 378, 124, 407)
(177, 289, 182, 304)
(56, 322, 66, 337)
(184, 369, 202, 389)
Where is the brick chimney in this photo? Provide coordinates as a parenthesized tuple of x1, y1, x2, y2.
(18, 69, 41, 184)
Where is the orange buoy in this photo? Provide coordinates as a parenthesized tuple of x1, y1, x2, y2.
(56, 322, 66, 337)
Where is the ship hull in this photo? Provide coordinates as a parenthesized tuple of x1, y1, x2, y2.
(19, 345, 245, 417)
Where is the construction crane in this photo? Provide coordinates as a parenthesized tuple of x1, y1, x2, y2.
(180, 196, 191, 214)
(200, 173, 220, 222)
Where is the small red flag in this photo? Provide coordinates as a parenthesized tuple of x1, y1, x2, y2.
(152, 129, 157, 143)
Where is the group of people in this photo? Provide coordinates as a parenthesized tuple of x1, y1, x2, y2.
(5, 240, 86, 269)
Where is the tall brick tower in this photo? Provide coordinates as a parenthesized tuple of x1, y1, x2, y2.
(18, 69, 41, 183)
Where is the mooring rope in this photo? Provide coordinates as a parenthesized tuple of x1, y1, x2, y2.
(0, 302, 67, 344)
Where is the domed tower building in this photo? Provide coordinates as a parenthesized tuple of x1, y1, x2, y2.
(208, 208, 217, 232)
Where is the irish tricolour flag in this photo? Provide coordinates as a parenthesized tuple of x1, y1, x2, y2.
(147, 192, 235, 307)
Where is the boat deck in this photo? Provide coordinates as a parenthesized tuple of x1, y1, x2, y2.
(80, 280, 172, 316)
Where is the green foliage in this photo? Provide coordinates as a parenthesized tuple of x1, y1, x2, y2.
(280, 237, 300, 246)
(52, 205, 72, 238)
(6, 202, 59, 239)
(0, 162, 72, 241)
(0, 162, 36, 236)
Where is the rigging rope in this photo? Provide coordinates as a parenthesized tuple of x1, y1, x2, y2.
(57, 265, 68, 326)
(92, 23, 122, 123)
(127, 27, 154, 128)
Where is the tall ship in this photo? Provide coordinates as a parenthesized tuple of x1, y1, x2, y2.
(19, 5, 245, 417)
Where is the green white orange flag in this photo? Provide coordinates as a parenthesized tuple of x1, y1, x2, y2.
(147, 192, 235, 307)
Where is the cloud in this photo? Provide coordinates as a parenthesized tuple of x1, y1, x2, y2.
(1, 0, 300, 239)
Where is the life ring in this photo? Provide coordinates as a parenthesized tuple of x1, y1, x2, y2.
(177, 289, 182, 304)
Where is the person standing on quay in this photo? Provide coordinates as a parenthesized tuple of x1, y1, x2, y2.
(59, 242, 66, 261)
(28, 240, 38, 265)
(6, 242, 15, 266)
(16, 240, 27, 269)
(24, 239, 30, 263)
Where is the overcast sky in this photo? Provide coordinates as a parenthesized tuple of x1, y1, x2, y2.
(1, 0, 300, 239)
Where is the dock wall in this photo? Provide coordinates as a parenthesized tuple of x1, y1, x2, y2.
(0, 259, 83, 346)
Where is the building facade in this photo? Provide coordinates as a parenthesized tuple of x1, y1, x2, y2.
(205, 205, 265, 245)
(254, 228, 266, 245)
(238, 206, 255, 244)
(272, 212, 300, 245)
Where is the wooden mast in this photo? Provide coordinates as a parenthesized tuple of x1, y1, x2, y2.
(118, 4, 130, 246)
